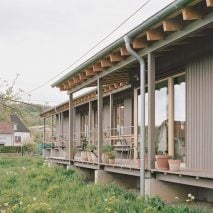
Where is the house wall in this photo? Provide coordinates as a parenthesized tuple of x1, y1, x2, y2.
(14, 132, 30, 146)
(186, 54, 213, 171)
(0, 134, 13, 146)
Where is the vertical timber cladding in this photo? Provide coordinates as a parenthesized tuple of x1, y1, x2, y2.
(186, 54, 213, 171)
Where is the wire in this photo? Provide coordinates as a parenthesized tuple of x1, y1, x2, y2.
(20, 0, 152, 97)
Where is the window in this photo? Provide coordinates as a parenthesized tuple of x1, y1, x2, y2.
(80, 113, 89, 137)
(15, 136, 21, 143)
(114, 104, 124, 135)
(174, 75, 186, 161)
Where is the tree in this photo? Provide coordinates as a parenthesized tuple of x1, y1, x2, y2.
(0, 74, 24, 121)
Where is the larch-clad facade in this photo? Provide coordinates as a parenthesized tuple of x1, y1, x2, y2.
(41, 0, 213, 202)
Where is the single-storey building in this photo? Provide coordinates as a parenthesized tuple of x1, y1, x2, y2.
(41, 0, 213, 202)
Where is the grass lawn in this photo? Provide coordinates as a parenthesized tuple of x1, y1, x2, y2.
(0, 157, 210, 213)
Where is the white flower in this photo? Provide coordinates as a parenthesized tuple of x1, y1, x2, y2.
(19, 202, 23, 205)
(33, 197, 37, 201)
(188, 193, 192, 197)
(191, 196, 195, 200)
(174, 197, 179, 199)
(186, 199, 190, 202)
(3, 203, 8, 207)
(104, 199, 108, 202)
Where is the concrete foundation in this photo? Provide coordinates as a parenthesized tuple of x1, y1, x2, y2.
(95, 170, 139, 189)
(145, 178, 198, 203)
(74, 167, 94, 181)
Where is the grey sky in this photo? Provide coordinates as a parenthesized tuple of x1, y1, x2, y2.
(0, 0, 173, 106)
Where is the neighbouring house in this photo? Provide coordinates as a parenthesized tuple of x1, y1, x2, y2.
(40, 0, 213, 202)
(0, 115, 31, 146)
(0, 122, 14, 146)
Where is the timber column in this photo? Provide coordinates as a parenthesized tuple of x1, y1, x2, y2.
(148, 52, 155, 170)
(97, 78, 103, 166)
(69, 93, 74, 161)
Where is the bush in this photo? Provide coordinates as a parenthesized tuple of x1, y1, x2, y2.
(0, 146, 21, 153)
(22, 139, 38, 154)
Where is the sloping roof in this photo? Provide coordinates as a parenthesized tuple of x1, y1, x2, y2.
(51, 0, 212, 92)
(0, 122, 13, 134)
(10, 115, 30, 133)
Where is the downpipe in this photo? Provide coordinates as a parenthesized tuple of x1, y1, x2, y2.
(124, 36, 146, 197)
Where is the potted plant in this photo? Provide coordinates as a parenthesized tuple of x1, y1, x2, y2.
(155, 151, 171, 170)
(168, 156, 181, 171)
(101, 144, 114, 164)
(135, 147, 148, 169)
(86, 144, 96, 162)
(108, 151, 115, 164)
(80, 135, 88, 161)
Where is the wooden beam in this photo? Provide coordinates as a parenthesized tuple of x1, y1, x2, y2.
(132, 38, 148, 49)
(85, 68, 95, 77)
(206, 0, 213, 7)
(100, 58, 113, 68)
(146, 29, 164, 41)
(109, 53, 123, 62)
(79, 72, 87, 81)
(163, 20, 183, 32)
(120, 47, 130, 56)
(73, 76, 80, 84)
(63, 82, 69, 90)
(68, 79, 74, 87)
(93, 63, 103, 72)
(182, 7, 202, 20)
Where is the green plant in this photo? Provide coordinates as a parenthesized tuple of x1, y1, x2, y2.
(102, 144, 114, 153)
(86, 144, 96, 152)
(107, 151, 115, 159)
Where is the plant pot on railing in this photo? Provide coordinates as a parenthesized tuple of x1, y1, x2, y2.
(168, 159, 181, 171)
(101, 144, 114, 164)
(155, 153, 171, 170)
(91, 152, 98, 163)
(135, 155, 148, 169)
(86, 144, 96, 162)
(81, 151, 88, 161)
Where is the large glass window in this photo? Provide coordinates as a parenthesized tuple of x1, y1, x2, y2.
(174, 75, 186, 162)
(114, 104, 124, 135)
(155, 81, 168, 154)
(80, 113, 89, 137)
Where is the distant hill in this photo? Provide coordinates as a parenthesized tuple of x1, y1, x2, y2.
(11, 103, 51, 127)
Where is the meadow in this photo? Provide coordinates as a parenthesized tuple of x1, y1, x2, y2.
(0, 157, 210, 213)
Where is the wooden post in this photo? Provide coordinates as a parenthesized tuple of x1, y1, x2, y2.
(133, 88, 138, 159)
(148, 52, 156, 170)
(43, 118, 46, 158)
(168, 77, 174, 156)
(69, 93, 74, 161)
(109, 94, 113, 144)
(51, 115, 54, 144)
(88, 101, 92, 144)
(97, 78, 103, 165)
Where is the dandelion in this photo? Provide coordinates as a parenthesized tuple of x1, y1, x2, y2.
(19, 201, 23, 205)
(188, 193, 192, 198)
(191, 196, 195, 200)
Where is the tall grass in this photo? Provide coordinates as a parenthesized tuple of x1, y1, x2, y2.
(0, 157, 209, 213)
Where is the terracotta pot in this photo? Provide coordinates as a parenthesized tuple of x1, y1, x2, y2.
(81, 151, 88, 161)
(109, 158, 115, 164)
(168, 159, 181, 171)
(91, 152, 98, 163)
(101, 153, 109, 164)
(155, 155, 171, 170)
(135, 156, 148, 169)
(87, 152, 93, 162)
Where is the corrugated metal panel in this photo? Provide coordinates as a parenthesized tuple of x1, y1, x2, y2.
(186, 54, 213, 171)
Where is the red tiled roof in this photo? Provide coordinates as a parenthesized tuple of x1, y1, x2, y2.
(0, 122, 13, 134)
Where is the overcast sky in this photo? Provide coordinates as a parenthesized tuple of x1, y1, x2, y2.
(0, 0, 174, 106)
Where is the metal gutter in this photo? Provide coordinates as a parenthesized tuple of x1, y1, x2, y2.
(51, 0, 193, 87)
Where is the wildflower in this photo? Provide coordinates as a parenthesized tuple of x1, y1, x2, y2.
(4, 203, 8, 207)
(174, 196, 179, 199)
(191, 196, 195, 200)
(186, 199, 190, 202)
(104, 199, 108, 202)
(19, 201, 23, 205)
(33, 197, 37, 201)
(188, 193, 192, 198)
